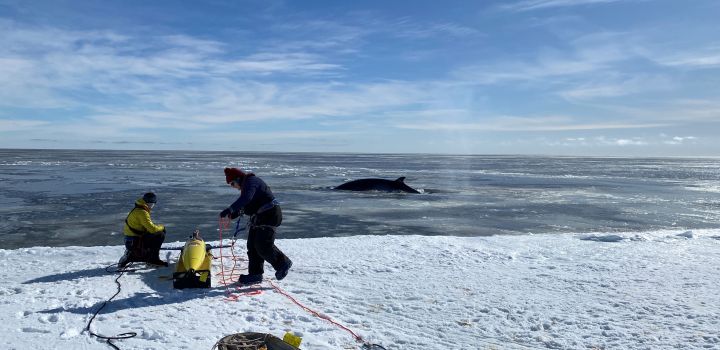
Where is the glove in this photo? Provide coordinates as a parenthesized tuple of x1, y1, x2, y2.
(230, 210, 241, 220)
(220, 207, 232, 218)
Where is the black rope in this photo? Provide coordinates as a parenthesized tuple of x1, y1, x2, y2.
(233, 215, 249, 238)
(86, 263, 141, 350)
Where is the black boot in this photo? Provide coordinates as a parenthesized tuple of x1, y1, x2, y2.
(118, 250, 131, 268)
(146, 254, 168, 267)
(275, 259, 292, 281)
(238, 274, 263, 285)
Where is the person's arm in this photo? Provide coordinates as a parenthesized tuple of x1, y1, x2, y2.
(228, 177, 259, 214)
(138, 210, 165, 234)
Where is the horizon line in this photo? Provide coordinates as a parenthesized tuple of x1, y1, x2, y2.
(1, 147, 718, 159)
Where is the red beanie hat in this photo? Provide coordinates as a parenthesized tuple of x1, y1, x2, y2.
(224, 167, 246, 184)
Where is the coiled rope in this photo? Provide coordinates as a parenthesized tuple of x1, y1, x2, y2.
(211, 332, 270, 350)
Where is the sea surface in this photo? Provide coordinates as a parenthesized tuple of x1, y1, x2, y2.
(1, 149, 719, 249)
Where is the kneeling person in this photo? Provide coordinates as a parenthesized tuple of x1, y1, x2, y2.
(118, 192, 168, 268)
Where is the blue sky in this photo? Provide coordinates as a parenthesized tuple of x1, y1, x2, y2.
(1, 0, 719, 155)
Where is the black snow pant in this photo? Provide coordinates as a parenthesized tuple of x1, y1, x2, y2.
(247, 205, 290, 275)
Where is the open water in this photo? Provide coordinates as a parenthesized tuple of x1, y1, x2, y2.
(1, 149, 719, 249)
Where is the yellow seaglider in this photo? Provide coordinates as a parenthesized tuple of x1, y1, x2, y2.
(173, 230, 213, 289)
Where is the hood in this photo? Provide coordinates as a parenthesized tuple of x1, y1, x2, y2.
(134, 198, 151, 211)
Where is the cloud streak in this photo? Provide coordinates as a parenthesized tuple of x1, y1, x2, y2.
(451, 32, 636, 85)
(502, 0, 624, 12)
(395, 115, 671, 132)
(0, 119, 50, 131)
(656, 52, 720, 68)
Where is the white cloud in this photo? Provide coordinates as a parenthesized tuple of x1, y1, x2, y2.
(657, 53, 720, 68)
(452, 32, 635, 84)
(559, 75, 671, 100)
(162, 35, 225, 54)
(664, 136, 697, 145)
(558, 136, 647, 146)
(0, 20, 342, 81)
(389, 17, 481, 39)
(0, 20, 350, 116)
(395, 115, 670, 132)
(223, 53, 342, 74)
(594, 99, 720, 124)
(613, 138, 647, 146)
(201, 130, 356, 142)
(558, 135, 704, 147)
(502, 0, 624, 12)
(0, 119, 50, 131)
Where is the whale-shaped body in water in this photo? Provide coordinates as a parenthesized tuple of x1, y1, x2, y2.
(335, 177, 420, 194)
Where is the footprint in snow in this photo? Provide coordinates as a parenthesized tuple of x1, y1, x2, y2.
(21, 327, 51, 334)
(39, 314, 61, 323)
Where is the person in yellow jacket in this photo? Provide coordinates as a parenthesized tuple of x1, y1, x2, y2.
(118, 192, 167, 268)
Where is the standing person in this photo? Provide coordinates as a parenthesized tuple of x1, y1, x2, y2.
(118, 192, 168, 268)
(220, 167, 292, 284)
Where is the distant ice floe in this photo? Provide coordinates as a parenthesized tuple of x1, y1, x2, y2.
(578, 230, 709, 243)
(675, 231, 694, 239)
(579, 234, 625, 243)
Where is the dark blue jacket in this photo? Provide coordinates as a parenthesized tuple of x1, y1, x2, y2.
(229, 175, 276, 216)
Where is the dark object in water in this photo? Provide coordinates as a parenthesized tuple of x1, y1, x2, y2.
(335, 177, 420, 193)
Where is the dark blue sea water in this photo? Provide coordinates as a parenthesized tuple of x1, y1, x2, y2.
(1, 149, 719, 249)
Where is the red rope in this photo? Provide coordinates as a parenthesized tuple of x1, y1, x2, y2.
(217, 220, 368, 345)
(216, 218, 234, 299)
(217, 218, 238, 301)
(216, 218, 257, 301)
(267, 279, 367, 345)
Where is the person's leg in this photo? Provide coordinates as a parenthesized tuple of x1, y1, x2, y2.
(253, 207, 292, 276)
(142, 233, 167, 265)
(124, 237, 134, 251)
(253, 225, 287, 270)
(118, 237, 135, 268)
(246, 227, 265, 275)
(150, 232, 165, 259)
(128, 236, 145, 261)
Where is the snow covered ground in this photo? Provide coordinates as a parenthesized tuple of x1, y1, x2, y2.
(2, 230, 720, 350)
